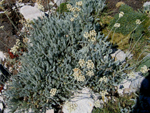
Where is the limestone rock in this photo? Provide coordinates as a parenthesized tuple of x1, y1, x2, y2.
(19, 5, 44, 21)
(111, 49, 133, 62)
(62, 87, 95, 113)
(0, 51, 6, 61)
(54, 0, 66, 6)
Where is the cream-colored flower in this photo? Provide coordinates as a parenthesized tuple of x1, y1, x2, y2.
(94, 100, 101, 108)
(10, 45, 19, 54)
(100, 90, 108, 102)
(83, 32, 89, 38)
(0, 26, 4, 29)
(99, 76, 108, 83)
(119, 11, 124, 18)
(66, 102, 77, 112)
(75, 7, 81, 12)
(89, 30, 97, 36)
(114, 23, 120, 28)
(77, 75, 85, 81)
(16, 39, 20, 45)
(70, 17, 75, 22)
(140, 65, 149, 73)
(76, 1, 82, 6)
(73, 68, 81, 76)
(73, 68, 85, 81)
(66, 4, 72, 10)
(86, 60, 94, 69)
(136, 19, 142, 25)
(78, 59, 85, 67)
(23, 37, 29, 43)
(70, 7, 76, 12)
(50, 88, 57, 96)
(127, 72, 136, 79)
(86, 70, 94, 77)
(90, 37, 96, 42)
(74, 14, 79, 18)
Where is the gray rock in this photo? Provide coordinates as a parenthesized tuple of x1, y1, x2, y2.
(62, 87, 95, 113)
(54, 0, 67, 6)
(111, 49, 133, 62)
(129, 72, 145, 93)
(19, 5, 44, 21)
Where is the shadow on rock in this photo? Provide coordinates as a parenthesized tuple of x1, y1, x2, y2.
(0, 64, 10, 85)
(133, 71, 150, 113)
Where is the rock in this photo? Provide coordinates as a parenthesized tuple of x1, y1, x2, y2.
(19, 5, 45, 21)
(117, 72, 145, 95)
(117, 79, 132, 96)
(111, 49, 133, 62)
(54, 0, 67, 6)
(62, 87, 95, 113)
(46, 109, 54, 113)
(0, 51, 6, 61)
(0, 101, 4, 112)
(129, 72, 144, 93)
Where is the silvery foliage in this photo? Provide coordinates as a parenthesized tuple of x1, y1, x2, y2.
(3, 0, 131, 112)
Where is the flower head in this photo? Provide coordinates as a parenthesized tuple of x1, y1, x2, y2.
(66, 102, 77, 112)
(119, 11, 124, 18)
(136, 19, 142, 25)
(73, 68, 85, 81)
(94, 100, 102, 108)
(0, 26, 4, 29)
(99, 76, 108, 83)
(86, 70, 94, 77)
(70, 17, 75, 22)
(67, 4, 72, 10)
(50, 88, 57, 96)
(76, 1, 82, 6)
(75, 7, 81, 12)
(86, 60, 94, 69)
(140, 65, 149, 73)
(78, 59, 85, 67)
(74, 14, 78, 18)
(127, 71, 136, 79)
(114, 23, 120, 28)
(89, 30, 97, 36)
(83, 32, 89, 38)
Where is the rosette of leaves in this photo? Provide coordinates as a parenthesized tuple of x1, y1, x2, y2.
(3, 0, 131, 112)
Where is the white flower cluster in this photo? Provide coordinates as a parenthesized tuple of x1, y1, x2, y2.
(136, 19, 142, 25)
(0, 26, 4, 29)
(50, 88, 57, 97)
(78, 59, 85, 67)
(83, 30, 97, 42)
(76, 1, 82, 6)
(66, 101, 78, 112)
(67, 4, 81, 12)
(140, 65, 149, 73)
(37, 3, 44, 11)
(114, 23, 120, 28)
(119, 11, 124, 18)
(100, 90, 108, 102)
(77, 59, 95, 78)
(86, 60, 94, 69)
(86, 70, 94, 77)
(10, 39, 21, 54)
(67, 2, 82, 22)
(127, 71, 136, 79)
(94, 100, 103, 108)
(73, 68, 85, 81)
(99, 76, 108, 83)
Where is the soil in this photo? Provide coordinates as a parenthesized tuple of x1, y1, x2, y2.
(105, 0, 148, 16)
